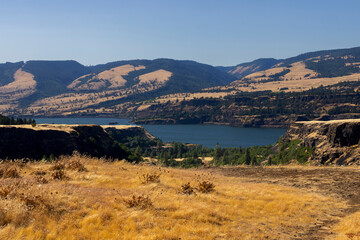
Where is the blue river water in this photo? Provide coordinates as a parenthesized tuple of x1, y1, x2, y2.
(35, 118, 286, 148)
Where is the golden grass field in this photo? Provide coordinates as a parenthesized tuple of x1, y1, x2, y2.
(1, 154, 360, 239)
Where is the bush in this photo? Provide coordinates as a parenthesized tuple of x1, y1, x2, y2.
(0, 186, 14, 198)
(140, 172, 161, 184)
(179, 182, 195, 195)
(66, 159, 87, 172)
(35, 176, 48, 184)
(197, 181, 215, 193)
(51, 169, 68, 181)
(0, 166, 20, 178)
(123, 195, 152, 209)
(50, 162, 65, 171)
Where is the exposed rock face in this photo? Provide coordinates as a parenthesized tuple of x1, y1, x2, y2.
(284, 120, 360, 165)
(0, 124, 151, 160)
(102, 125, 155, 140)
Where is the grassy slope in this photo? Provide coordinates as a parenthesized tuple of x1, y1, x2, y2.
(0, 155, 349, 239)
(0, 62, 24, 87)
(222, 46, 360, 78)
(20, 61, 90, 106)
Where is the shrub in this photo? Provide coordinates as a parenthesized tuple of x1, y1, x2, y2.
(0, 186, 14, 198)
(123, 195, 152, 209)
(179, 182, 195, 195)
(198, 181, 215, 193)
(35, 176, 49, 184)
(140, 172, 161, 184)
(19, 194, 47, 210)
(51, 169, 68, 180)
(0, 166, 20, 178)
(32, 170, 47, 176)
(66, 159, 87, 172)
(50, 162, 65, 171)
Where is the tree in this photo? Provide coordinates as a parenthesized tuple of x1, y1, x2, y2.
(245, 149, 251, 165)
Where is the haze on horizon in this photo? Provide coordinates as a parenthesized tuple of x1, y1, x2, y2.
(1, 0, 359, 67)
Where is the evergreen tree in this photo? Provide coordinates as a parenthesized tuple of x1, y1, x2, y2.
(245, 149, 251, 165)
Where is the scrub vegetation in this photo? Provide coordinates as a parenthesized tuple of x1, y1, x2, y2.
(0, 154, 348, 239)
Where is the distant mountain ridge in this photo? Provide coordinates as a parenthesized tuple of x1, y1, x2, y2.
(1, 46, 360, 118)
(0, 58, 236, 115)
(220, 46, 360, 78)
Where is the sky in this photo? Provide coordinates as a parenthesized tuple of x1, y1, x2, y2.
(0, 0, 359, 66)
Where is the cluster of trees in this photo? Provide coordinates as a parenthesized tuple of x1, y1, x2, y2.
(132, 81, 360, 125)
(0, 115, 36, 125)
(115, 133, 314, 168)
(305, 58, 359, 78)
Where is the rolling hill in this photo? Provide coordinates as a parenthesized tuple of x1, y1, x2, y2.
(1, 46, 360, 123)
(0, 59, 236, 115)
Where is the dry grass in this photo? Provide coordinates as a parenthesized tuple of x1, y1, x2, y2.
(333, 212, 360, 239)
(137, 69, 172, 86)
(0, 155, 349, 239)
(68, 64, 146, 90)
(139, 172, 161, 184)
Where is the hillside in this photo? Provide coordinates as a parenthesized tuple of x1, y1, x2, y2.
(126, 47, 360, 126)
(1, 46, 360, 124)
(217, 58, 280, 78)
(0, 59, 235, 116)
(1, 155, 357, 239)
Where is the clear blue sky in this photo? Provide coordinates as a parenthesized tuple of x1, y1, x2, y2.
(1, 0, 359, 66)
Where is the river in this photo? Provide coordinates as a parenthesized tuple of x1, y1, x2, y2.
(35, 118, 286, 148)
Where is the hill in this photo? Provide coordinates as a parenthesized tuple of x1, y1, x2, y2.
(0, 59, 236, 116)
(217, 58, 280, 78)
(1, 46, 360, 123)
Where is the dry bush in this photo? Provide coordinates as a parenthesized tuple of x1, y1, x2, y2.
(179, 182, 195, 195)
(0, 166, 20, 178)
(140, 172, 161, 184)
(32, 170, 47, 176)
(51, 169, 68, 181)
(123, 195, 152, 209)
(35, 175, 49, 184)
(0, 186, 14, 198)
(19, 194, 47, 210)
(50, 162, 65, 171)
(197, 181, 215, 193)
(66, 159, 87, 172)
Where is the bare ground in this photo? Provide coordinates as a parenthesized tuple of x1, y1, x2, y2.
(211, 166, 360, 240)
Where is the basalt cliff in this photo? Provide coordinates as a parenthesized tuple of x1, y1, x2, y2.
(0, 124, 152, 160)
(284, 119, 360, 165)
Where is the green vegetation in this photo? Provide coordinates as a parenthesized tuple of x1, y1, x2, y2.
(0, 115, 36, 125)
(305, 58, 360, 78)
(268, 68, 290, 80)
(132, 81, 360, 126)
(269, 139, 314, 165)
(20, 60, 90, 105)
(117, 134, 314, 168)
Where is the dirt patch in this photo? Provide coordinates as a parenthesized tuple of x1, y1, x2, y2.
(212, 166, 360, 239)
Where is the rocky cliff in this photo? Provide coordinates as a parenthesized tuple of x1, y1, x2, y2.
(0, 124, 151, 160)
(284, 119, 360, 165)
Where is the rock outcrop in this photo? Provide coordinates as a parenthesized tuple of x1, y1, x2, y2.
(102, 125, 155, 140)
(284, 119, 360, 165)
(0, 124, 152, 160)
